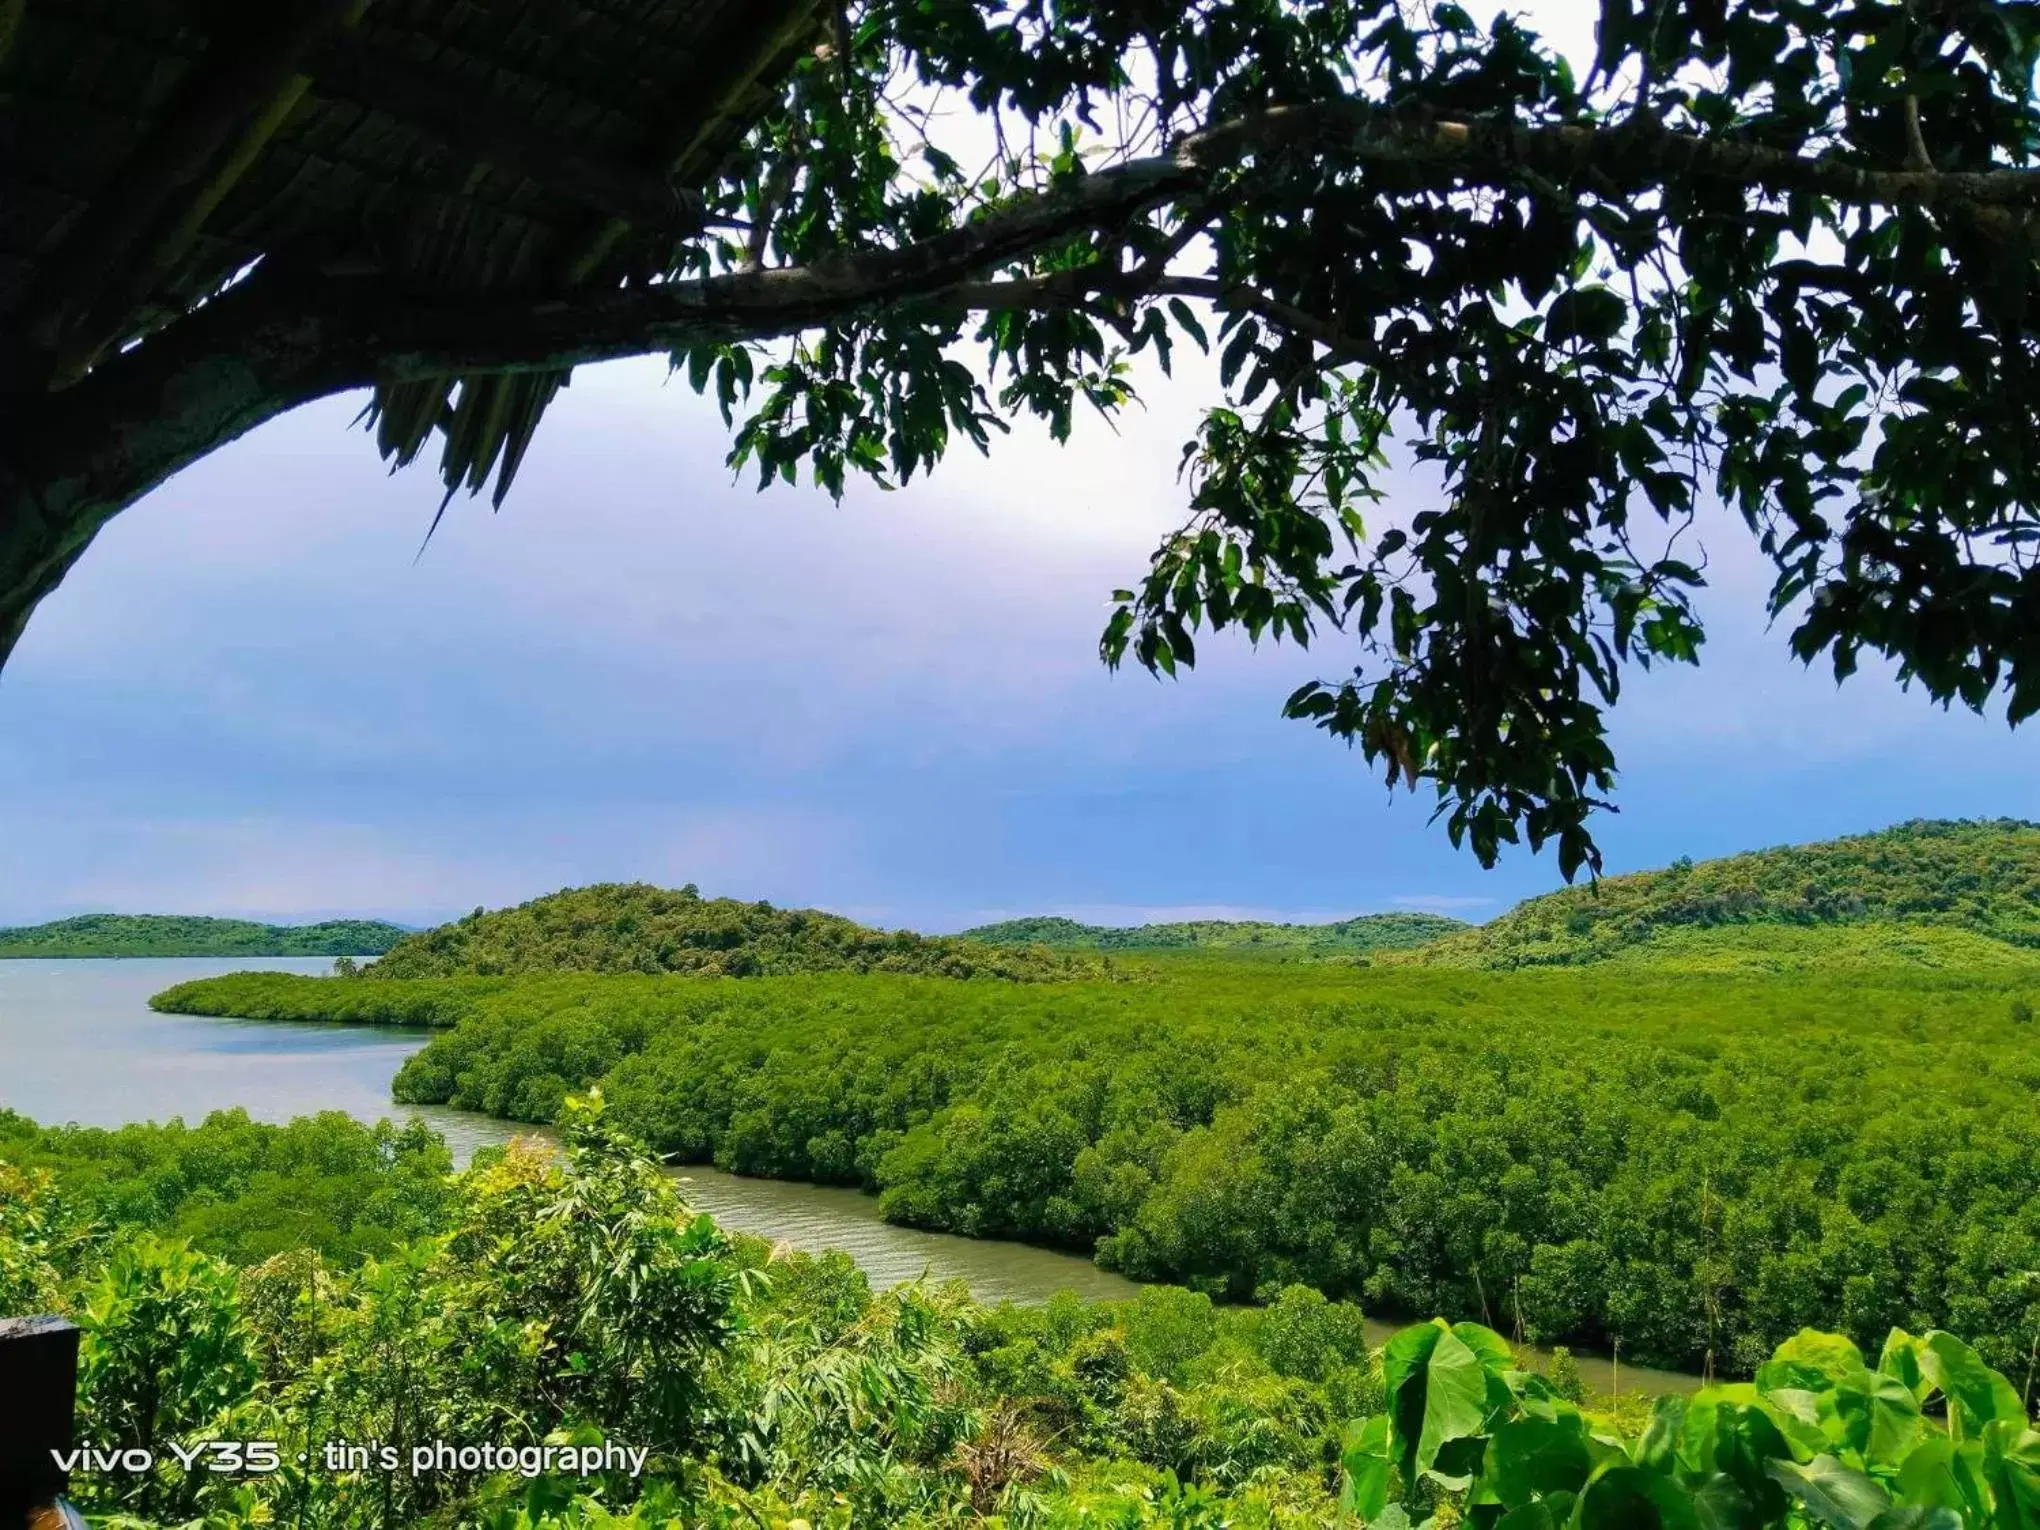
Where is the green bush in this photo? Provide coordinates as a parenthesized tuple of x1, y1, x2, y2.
(12, 1102, 2038, 1527)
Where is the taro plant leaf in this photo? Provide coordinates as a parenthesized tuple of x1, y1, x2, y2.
(1689, 1470, 1762, 1530)
(1880, 1331, 1928, 1401)
(1494, 1495, 1573, 1530)
(1638, 1397, 1689, 1473)
(1765, 1454, 1893, 1530)
(1863, 1510, 1963, 1530)
(1486, 1412, 1594, 1508)
(1451, 1321, 1518, 1374)
(1341, 1413, 1393, 1521)
(1919, 1332, 2026, 1436)
(1453, 1320, 1525, 1416)
(1383, 1320, 1495, 1486)
(1574, 1465, 1704, 1529)
(1817, 1368, 1923, 1468)
(1894, 1437, 1992, 1524)
(1759, 1331, 1869, 1394)
(1979, 1419, 2040, 1529)
(1431, 1433, 1488, 1492)
(1765, 1386, 1827, 1440)
(1677, 1393, 1796, 1519)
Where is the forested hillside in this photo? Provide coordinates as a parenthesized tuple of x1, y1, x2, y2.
(364, 882, 1088, 980)
(1414, 818, 2040, 967)
(0, 913, 408, 957)
(959, 911, 1465, 954)
(156, 951, 2040, 1378)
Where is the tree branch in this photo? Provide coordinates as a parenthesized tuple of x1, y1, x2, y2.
(285, 101, 2040, 382)
(101, 97, 2040, 391)
(16, 89, 2040, 670)
(1178, 99, 2040, 212)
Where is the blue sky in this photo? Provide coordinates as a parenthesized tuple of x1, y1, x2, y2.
(1, 349, 2033, 933)
(4, 0, 2035, 932)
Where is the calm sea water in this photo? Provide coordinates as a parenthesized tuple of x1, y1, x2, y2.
(0, 959, 1696, 1388)
(0, 957, 511, 1158)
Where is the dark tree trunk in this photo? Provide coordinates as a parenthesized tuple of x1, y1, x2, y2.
(0, 273, 357, 667)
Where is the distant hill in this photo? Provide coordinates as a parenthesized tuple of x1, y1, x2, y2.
(957, 910, 1467, 954)
(0, 914, 410, 959)
(364, 883, 1088, 981)
(1413, 818, 2040, 968)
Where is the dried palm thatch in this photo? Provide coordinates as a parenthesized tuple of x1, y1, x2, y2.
(0, 0, 822, 658)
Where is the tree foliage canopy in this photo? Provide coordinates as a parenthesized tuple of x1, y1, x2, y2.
(0, 914, 409, 959)
(154, 928, 2040, 1377)
(958, 911, 1467, 954)
(358, 881, 1091, 980)
(1417, 816, 2040, 965)
(14, 0, 2040, 874)
(679, 0, 2040, 878)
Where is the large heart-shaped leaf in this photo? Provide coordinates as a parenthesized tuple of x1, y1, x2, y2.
(1495, 1495, 1573, 1530)
(1766, 1454, 1893, 1530)
(1864, 1509, 1963, 1530)
(1760, 1331, 1869, 1395)
(1574, 1466, 1703, 1530)
(1488, 1412, 1594, 1508)
(1919, 1332, 2025, 1436)
(1342, 1413, 1393, 1521)
(1880, 1330, 1927, 1400)
(1384, 1320, 1495, 1485)
(1980, 1419, 2040, 1530)
(1895, 1437, 1990, 1524)
(1819, 1369, 1923, 1467)
(1679, 1393, 1795, 1517)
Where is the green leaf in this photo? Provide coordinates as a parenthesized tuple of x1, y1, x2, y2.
(1817, 1369, 1922, 1468)
(1919, 1332, 2025, 1435)
(1677, 1393, 1795, 1517)
(1488, 1413, 1594, 1507)
(1980, 1419, 2040, 1529)
(1495, 1496, 1572, 1530)
(1690, 1472, 1762, 1530)
(1383, 1320, 1494, 1485)
(1638, 1397, 1688, 1473)
(1880, 1331, 1928, 1400)
(1452, 1321, 1519, 1374)
(1765, 1455, 1892, 1530)
(1759, 1331, 1868, 1394)
(1863, 1510, 1963, 1530)
(1894, 1437, 1990, 1523)
(1342, 1413, 1393, 1520)
(1574, 1466, 1703, 1529)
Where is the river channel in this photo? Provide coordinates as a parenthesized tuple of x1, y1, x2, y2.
(0, 957, 1699, 1394)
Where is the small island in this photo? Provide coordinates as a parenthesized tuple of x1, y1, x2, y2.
(0, 913, 411, 959)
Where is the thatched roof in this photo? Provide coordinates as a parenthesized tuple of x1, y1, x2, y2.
(1, 0, 819, 490)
